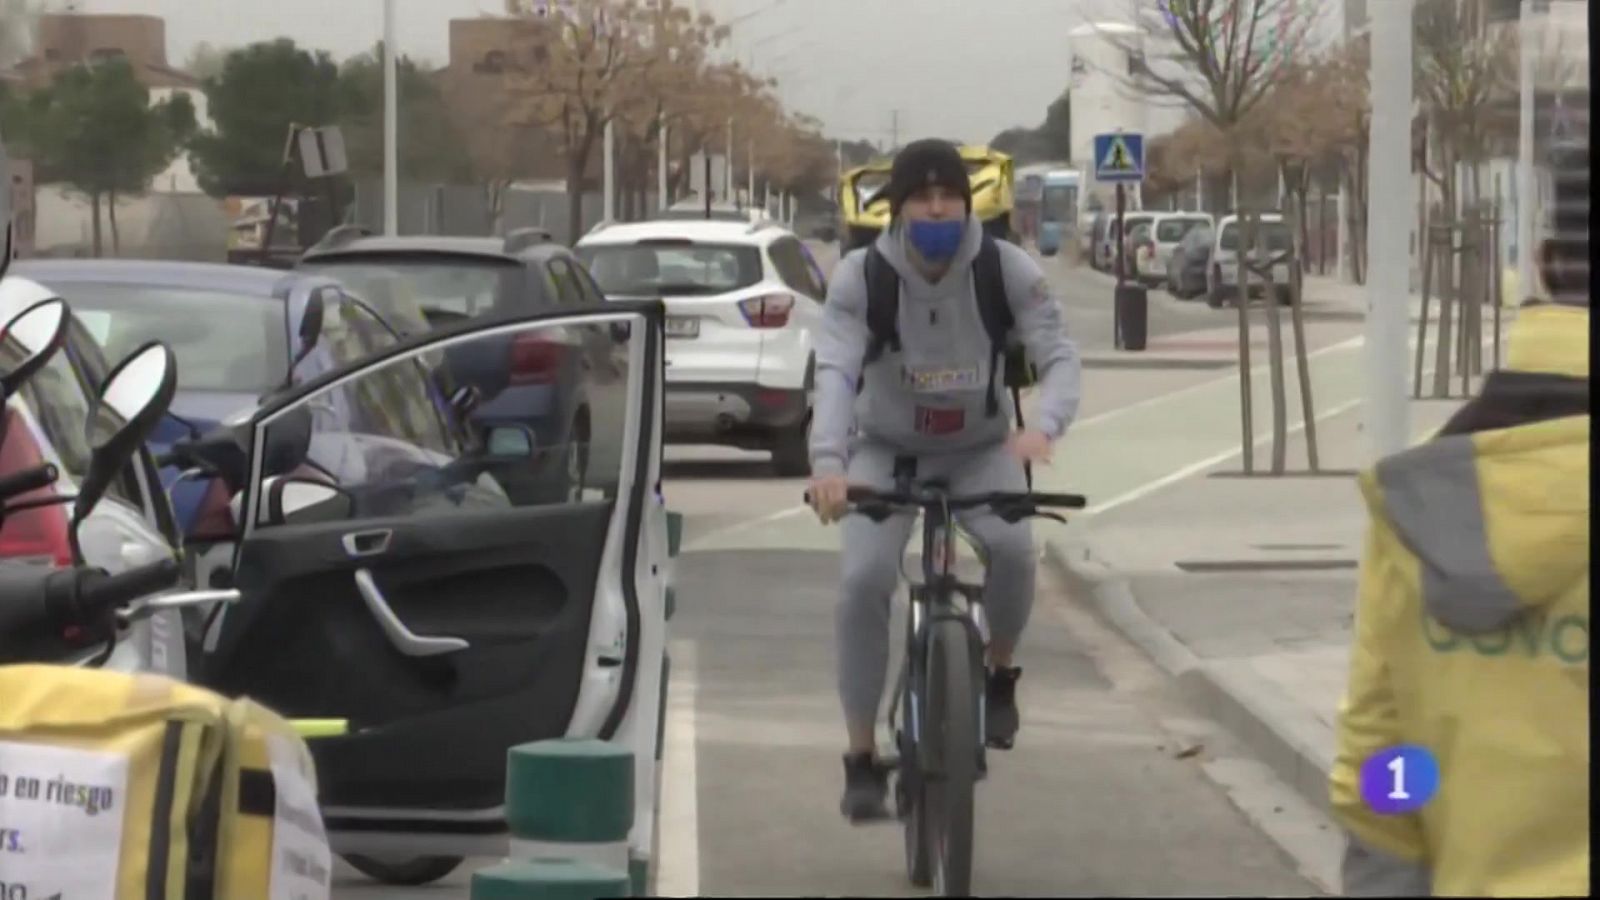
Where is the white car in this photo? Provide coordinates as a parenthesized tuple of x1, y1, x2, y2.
(1206, 212, 1297, 308)
(576, 218, 825, 475)
(1145, 212, 1214, 286)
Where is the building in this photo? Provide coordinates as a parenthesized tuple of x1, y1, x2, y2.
(1067, 22, 1150, 211)
(10, 14, 198, 92)
(444, 17, 568, 183)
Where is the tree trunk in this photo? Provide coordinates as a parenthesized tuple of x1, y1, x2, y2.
(1285, 190, 1319, 470)
(89, 192, 104, 258)
(1230, 160, 1256, 474)
(108, 188, 122, 256)
(1432, 143, 1458, 397)
(1247, 206, 1290, 475)
(565, 121, 600, 244)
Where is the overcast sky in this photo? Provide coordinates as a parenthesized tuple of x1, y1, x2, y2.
(60, 0, 1346, 145)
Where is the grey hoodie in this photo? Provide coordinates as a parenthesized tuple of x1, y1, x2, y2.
(809, 214, 1082, 476)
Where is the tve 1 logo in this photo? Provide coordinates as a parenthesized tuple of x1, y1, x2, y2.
(1360, 745, 1441, 815)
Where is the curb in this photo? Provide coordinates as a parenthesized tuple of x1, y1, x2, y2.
(1043, 535, 1335, 816)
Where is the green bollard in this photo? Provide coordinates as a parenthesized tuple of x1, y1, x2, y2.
(504, 739, 635, 876)
(471, 859, 631, 900)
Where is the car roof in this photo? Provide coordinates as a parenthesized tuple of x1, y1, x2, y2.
(299, 234, 569, 265)
(576, 218, 790, 248)
(9, 258, 336, 298)
(1218, 213, 1286, 225)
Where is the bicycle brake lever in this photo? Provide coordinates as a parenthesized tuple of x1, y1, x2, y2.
(1037, 512, 1068, 524)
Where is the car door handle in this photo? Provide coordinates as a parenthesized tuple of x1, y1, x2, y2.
(342, 528, 393, 557)
(352, 568, 469, 657)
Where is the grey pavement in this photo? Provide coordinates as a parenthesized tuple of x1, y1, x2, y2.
(1048, 390, 1474, 821)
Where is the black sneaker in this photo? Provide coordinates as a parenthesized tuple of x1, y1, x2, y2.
(839, 752, 891, 822)
(986, 666, 1022, 749)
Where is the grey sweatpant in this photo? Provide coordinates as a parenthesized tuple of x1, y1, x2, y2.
(836, 438, 1036, 732)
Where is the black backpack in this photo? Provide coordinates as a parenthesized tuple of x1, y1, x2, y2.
(860, 234, 1037, 422)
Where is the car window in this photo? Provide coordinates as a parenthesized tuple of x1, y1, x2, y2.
(1218, 221, 1292, 253)
(545, 258, 586, 306)
(798, 243, 828, 297)
(767, 238, 822, 299)
(1157, 218, 1207, 242)
(255, 316, 636, 525)
(49, 283, 289, 393)
(570, 262, 609, 304)
(577, 242, 763, 296)
(300, 257, 523, 326)
(15, 342, 133, 506)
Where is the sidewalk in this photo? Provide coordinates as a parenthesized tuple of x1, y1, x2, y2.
(1045, 392, 1471, 816)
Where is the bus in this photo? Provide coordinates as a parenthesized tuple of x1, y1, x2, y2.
(838, 145, 1018, 252)
(1037, 168, 1082, 257)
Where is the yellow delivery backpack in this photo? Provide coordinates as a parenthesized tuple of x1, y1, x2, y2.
(0, 664, 331, 900)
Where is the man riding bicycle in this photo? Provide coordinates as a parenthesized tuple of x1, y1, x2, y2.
(805, 138, 1082, 822)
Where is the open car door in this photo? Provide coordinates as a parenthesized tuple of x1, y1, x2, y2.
(196, 302, 671, 874)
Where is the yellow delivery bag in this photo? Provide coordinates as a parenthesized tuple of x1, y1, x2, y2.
(0, 664, 331, 900)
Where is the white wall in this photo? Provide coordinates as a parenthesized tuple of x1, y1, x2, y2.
(149, 85, 210, 194)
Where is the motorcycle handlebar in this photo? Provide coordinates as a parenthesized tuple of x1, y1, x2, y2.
(0, 558, 181, 664)
(0, 462, 59, 503)
(81, 558, 182, 610)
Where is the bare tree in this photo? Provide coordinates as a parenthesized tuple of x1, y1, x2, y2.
(1089, 0, 1324, 473)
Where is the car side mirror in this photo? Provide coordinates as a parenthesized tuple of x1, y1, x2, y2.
(609, 321, 632, 344)
(259, 404, 314, 479)
(73, 341, 179, 542)
(263, 475, 355, 526)
(0, 296, 70, 399)
(485, 425, 536, 458)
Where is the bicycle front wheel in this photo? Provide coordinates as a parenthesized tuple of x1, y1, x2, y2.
(924, 618, 978, 897)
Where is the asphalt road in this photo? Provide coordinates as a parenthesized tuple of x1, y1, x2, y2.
(329, 248, 1332, 898)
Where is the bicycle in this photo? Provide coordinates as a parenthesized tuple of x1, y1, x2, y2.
(807, 473, 1086, 896)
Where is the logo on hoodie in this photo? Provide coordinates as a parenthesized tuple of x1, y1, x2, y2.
(901, 363, 982, 393)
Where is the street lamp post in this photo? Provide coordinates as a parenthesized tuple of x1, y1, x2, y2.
(382, 0, 398, 235)
(1516, 0, 1538, 302)
(1363, 0, 1415, 460)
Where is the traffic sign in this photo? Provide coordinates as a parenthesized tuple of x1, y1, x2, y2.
(1094, 132, 1145, 183)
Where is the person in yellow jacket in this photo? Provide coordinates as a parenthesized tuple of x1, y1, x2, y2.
(1329, 139, 1590, 896)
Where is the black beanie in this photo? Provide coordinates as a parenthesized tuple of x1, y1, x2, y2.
(884, 139, 972, 216)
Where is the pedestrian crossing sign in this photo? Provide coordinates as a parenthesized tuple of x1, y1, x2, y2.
(1093, 132, 1145, 183)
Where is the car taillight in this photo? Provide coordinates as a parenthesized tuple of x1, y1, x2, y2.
(739, 294, 794, 328)
(0, 408, 72, 567)
(188, 476, 238, 543)
(509, 333, 566, 385)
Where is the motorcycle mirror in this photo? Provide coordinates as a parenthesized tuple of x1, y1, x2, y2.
(0, 296, 70, 398)
(72, 342, 178, 539)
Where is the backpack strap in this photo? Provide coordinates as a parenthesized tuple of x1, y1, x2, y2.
(862, 246, 901, 364)
(972, 236, 1013, 417)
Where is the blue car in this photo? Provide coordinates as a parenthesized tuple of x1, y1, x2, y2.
(10, 259, 424, 539)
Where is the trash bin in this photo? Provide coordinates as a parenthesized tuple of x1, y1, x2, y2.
(1114, 282, 1149, 351)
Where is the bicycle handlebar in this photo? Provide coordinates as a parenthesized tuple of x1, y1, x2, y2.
(802, 486, 1087, 522)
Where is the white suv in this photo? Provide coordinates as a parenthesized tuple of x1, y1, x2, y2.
(576, 218, 824, 475)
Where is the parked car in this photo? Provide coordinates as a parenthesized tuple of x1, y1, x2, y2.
(1096, 212, 1154, 274)
(1165, 224, 1215, 299)
(185, 300, 670, 889)
(0, 278, 187, 669)
(8, 259, 404, 542)
(1147, 212, 1214, 286)
(1206, 213, 1297, 307)
(298, 227, 631, 505)
(574, 217, 823, 475)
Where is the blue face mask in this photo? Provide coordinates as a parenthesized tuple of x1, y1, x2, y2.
(907, 218, 966, 262)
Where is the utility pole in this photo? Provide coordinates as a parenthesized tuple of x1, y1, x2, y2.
(726, 117, 735, 202)
(659, 118, 669, 212)
(603, 119, 616, 222)
(1363, 0, 1415, 460)
(748, 138, 756, 210)
(1516, 0, 1538, 303)
(889, 110, 900, 153)
(381, 0, 398, 235)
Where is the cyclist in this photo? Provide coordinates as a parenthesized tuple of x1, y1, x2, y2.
(806, 138, 1082, 822)
(1330, 139, 1590, 895)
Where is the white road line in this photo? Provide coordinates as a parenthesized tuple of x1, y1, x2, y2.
(1084, 397, 1364, 518)
(655, 640, 700, 898)
(682, 504, 810, 552)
